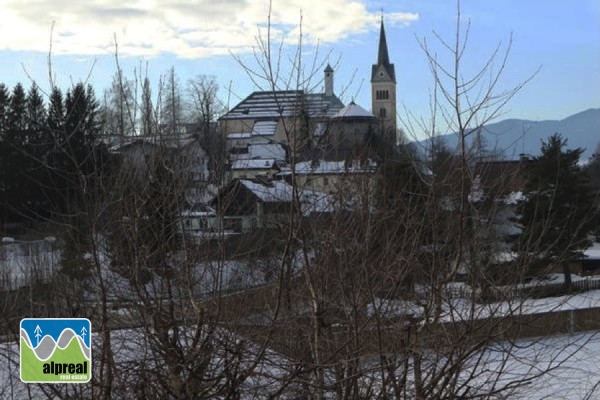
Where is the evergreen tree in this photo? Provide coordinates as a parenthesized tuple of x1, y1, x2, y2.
(0, 83, 10, 137)
(24, 83, 49, 216)
(0, 84, 11, 222)
(47, 86, 65, 137)
(516, 133, 598, 290)
(26, 83, 46, 132)
(1, 83, 29, 220)
(56, 83, 105, 278)
(8, 83, 27, 132)
(586, 142, 600, 190)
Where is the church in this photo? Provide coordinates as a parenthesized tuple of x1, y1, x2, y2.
(217, 18, 397, 178)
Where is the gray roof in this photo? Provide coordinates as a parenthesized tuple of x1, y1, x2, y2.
(333, 101, 375, 119)
(220, 90, 345, 120)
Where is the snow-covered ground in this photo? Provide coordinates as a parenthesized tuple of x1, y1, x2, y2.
(1, 327, 598, 399)
(0, 239, 59, 289)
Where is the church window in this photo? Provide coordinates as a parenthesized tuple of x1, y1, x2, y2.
(375, 90, 389, 100)
(379, 108, 387, 118)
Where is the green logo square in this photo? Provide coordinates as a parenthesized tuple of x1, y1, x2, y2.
(20, 318, 91, 383)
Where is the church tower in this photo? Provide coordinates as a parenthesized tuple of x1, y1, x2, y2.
(371, 18, 397, 135)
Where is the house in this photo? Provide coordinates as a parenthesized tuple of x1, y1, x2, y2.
(278, 159, 378, 195)
(230, 158, 281, 181)
(472, 155, 532, 204)
(219, 87, 345, 157)
(211, 179, 332, 233)
(111, 135, 211, 204)
(180, 204, 217, 236)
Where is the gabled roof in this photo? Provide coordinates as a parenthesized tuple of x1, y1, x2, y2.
(220, 90, 344, 120)
(237, 179, 333, 214)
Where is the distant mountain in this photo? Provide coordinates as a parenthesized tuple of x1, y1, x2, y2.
(413, 108, 600, 161)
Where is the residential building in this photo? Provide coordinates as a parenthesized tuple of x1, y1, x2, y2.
(111, 135, 211, 204)
(211, 179, 332, 233)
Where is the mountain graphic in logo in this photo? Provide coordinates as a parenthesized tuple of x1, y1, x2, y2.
(20, 318, 91, 383)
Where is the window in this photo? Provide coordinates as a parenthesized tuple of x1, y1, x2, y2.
(375, 90, 389, 100)
(379, 108, 387, 118)
(323, 177, 329, 186)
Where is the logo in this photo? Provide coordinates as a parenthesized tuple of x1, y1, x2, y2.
(20, 318, 91, 383)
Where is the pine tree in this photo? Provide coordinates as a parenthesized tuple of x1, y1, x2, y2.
(25, 83, 49, 216)
(2, 83, 29, 220)
(8, 83, 27, 133)
(0, 83, 10, 137)
(516, 133, 597, 290)
(586, 142, 600, 190)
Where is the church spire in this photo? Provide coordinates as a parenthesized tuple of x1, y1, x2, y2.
(377, 18, 391, 66)
(371, 17, 396, 83)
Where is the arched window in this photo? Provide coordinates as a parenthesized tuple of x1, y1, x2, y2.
(375, 90, 389, 100)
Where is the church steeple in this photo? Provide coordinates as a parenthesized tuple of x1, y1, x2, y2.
(377, 19, 390, 66)
(371, 18, 396, 83)
(371, 16, 397, 136)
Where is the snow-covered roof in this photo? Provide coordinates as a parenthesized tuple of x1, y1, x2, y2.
(247, 143, 286, 160)
(227, 132, 252, 139)
(109, 135, 202, 152)
(220, 90, 344, 120)
(279, 159, 377, 176)
(332, 101, 375, 119)
(231, 158, 279, 170)
(237, 180, 333, 214)
(584, 244, 600, 260)
(239, 180, 293, 203)
(252, 120, 277, 136)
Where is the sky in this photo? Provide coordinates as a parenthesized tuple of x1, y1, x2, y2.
(0, 0, 598, 138)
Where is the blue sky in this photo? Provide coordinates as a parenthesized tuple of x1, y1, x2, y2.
(0, 0, 598, 138)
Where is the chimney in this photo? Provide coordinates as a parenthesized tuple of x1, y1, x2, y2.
(324, 64, 334, 96)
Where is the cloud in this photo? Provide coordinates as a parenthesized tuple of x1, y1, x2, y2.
(0, 0, 418, 58)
